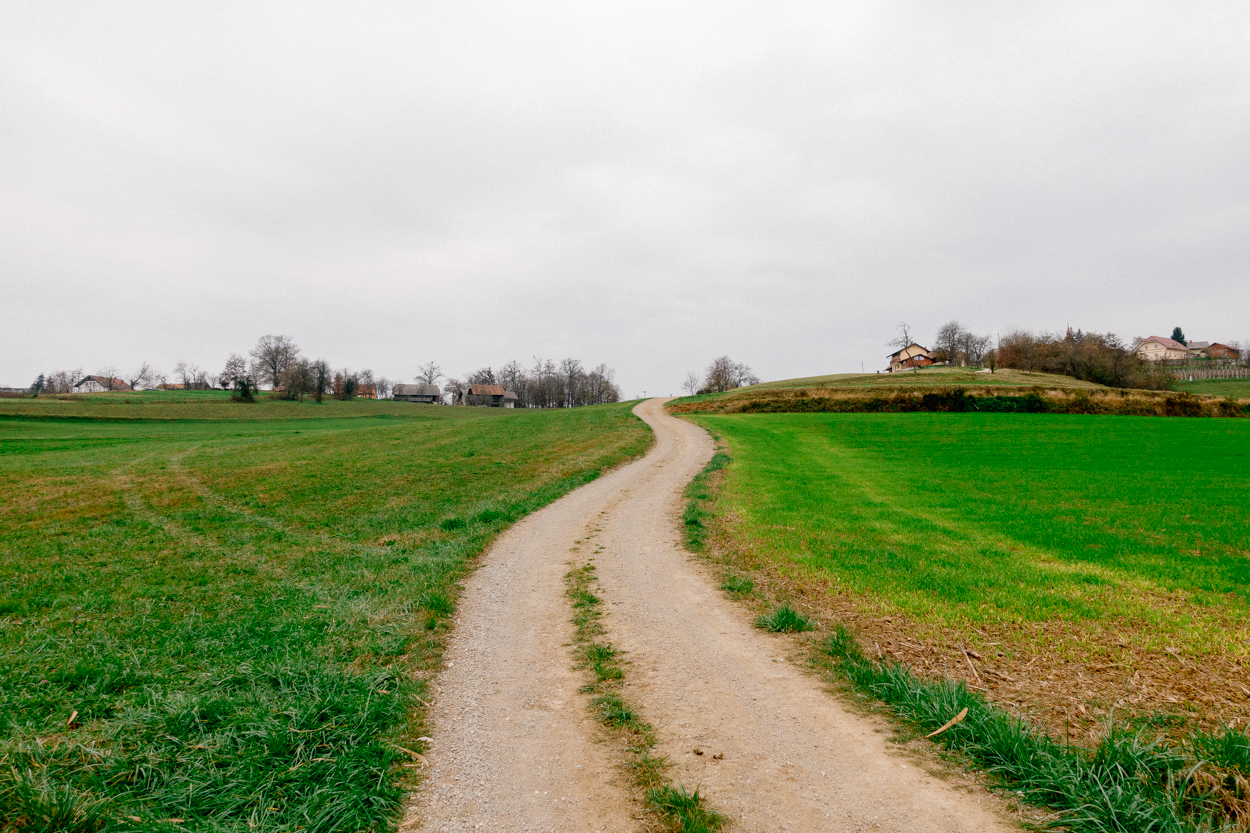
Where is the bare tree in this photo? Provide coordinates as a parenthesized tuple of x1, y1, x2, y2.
(442, 377, 463, 405)
(97, 366, 120, 391)
(682, 371, 702, 396)
(889, 322, 914, 351)
(415, 362, 442, 385)
(173, 360, 198, 390)
(126, 362, 153, 391)
(962, 333, 992, 367)
(249, 335, 301, 390)
(375, 377, 393, 399)
(310, 359, 330, 403)
(559, 358, 584, 407)
(220, 354, 248, 390)
(934, 321, 964, 365)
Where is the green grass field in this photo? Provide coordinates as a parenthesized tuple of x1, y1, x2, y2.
(688, 412, 1250, 732)
(1175, 377, 1250, 399)
(693, 412, 1250, 647)
(684, 410, 1250, 830)
(0, 397, 650, 832)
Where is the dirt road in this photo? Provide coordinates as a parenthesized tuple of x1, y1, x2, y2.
(404, 399, 1017, 832)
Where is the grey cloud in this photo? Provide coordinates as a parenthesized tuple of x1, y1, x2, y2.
(2, 1, 1248, 390)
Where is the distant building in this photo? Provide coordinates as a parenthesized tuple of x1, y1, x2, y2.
(454, 384, 518, 407)
(1135, 336, 1189, 362)
(356, 383, 377, 400)
(886, 344, 935, 373)
(155, 383, 185, 390)
(1186, 341, 1211, 357)
(393, 383, 443, 404)
(73, 375, 132, 393)
(1207, 343, 1241, 361)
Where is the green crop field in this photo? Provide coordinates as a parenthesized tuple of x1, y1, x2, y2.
(0, 397, 649, 832)
(687, 412, 1250, 734)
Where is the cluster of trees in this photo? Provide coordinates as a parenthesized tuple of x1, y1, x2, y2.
(445, 358, 621, 408)
(996, 329, 1175, 389)
(682, 356, 760, 395)
(228, 335, 391, 402)
(931, 322, 992, 367)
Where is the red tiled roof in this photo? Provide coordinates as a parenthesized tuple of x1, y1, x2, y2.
(467, 384, 506, 396)
(1142, 336, 1186, 350)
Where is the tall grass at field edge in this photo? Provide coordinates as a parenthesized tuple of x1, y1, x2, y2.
(820, 626, 1250, 832)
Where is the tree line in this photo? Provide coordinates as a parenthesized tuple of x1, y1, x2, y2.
(447, 358, 621, 407)
(27, 335, 623, 407)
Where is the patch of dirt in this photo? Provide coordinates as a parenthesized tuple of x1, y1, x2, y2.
(706, 527, 1250, 744)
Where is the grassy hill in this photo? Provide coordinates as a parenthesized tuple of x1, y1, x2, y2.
(735, 366, 1102, 393)
(0, 397, 650, 832)
(672, 367, 1248, 418)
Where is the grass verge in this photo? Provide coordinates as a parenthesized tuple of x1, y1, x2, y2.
(564, 562, 726, 832)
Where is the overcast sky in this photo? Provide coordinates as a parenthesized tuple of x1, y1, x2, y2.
(3, 2, 1248, 393)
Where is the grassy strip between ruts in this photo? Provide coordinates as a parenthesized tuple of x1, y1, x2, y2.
(564, 562, 725, 833)
(680, 449, 1250, 833)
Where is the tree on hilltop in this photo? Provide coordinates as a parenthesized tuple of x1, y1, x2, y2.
(700, 356, 759, 394)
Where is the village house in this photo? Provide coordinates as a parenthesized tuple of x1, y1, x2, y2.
(1135, 336, 1191, 362)
(886, 344, 935, 373)
(1207, 343, 1241, 361)
(453, 384, 519, 407)
(73, 375, 132, 393)
(392, 383, 443, 403)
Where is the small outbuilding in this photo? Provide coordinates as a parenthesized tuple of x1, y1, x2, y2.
(393, 383, 443, 404)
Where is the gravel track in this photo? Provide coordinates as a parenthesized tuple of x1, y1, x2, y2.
(403, 399, 1018, 832)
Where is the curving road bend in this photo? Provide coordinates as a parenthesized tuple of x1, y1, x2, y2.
(403, 398, 1017, 832)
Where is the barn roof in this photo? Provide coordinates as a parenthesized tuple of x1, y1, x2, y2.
(468, 384, 506, 396)
(75, 375, 132, 390)
(394, 383, 442, 396)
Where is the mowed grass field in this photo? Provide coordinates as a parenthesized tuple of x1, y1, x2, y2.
(0, 396, 650, 832)
(1176, 377, 1250, 399)
(689, 412, 1250, 738)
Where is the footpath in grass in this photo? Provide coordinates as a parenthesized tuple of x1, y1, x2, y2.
(684, 413, 1250, 733)
(680, 412, 1250, 832)
(0, 398, 650, 833)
